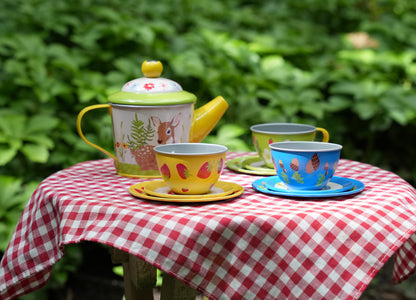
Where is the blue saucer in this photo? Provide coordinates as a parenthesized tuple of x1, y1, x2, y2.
(252, 176, 365, 198)
(264, 176, 354, 194)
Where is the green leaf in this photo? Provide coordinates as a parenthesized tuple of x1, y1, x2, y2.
(260, 55, 294, 82)
(329, 82, 357, 95)
(26, 115, 60, 134)
(24, 134, 54, 148)
(0, 176, 35, 218)
(21, 144, 49, 163)
(204, 124, 251, 152)
(78, 89, 98, 103)
(301, 103, 324, 119)
(112, 266, 123, 277)
(353, 102, 380, 120)
(389, 110, 409, 125)
(156, 269, 163, 287)
(0, 114, 26, 138)
(326, 96, 351, 112)
(0, 145, 19, 166)
(0, 132, 8, 143)
(216, 124, 247, 140)
(171, 51, 205, 77)
(0, 176, 22, 202)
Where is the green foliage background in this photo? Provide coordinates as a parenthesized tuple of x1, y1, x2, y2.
(1, 0, 416, 295)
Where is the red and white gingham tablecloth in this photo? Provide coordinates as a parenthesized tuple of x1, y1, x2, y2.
(1, 152, 416, 300)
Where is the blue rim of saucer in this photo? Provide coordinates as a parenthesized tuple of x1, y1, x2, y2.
(252, 176, 365, 198)
(264, 176, 353, 194)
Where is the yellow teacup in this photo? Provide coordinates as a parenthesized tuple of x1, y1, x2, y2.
(250, 123, 329, 169)
(154, 143, 228, 195)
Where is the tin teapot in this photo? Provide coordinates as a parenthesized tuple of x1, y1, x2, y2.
(77, 60, 228, 178)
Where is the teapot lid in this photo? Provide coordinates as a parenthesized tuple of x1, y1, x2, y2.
(108, 60, 196, 105)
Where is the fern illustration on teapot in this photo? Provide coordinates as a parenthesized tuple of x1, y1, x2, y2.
(127, 113, 181, 171)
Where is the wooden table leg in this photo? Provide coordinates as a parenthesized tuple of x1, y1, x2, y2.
(111, 247, 198, 300)
(160, 272, 198, 300)
(111, 248, 156, 300)
(124, 253, 157, 300)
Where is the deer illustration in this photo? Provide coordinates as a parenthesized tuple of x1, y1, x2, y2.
(129, 113, 181, 170)
(151, 113, 181, 144)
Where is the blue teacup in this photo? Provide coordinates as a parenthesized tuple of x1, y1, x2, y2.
(269, 141, 342, 190)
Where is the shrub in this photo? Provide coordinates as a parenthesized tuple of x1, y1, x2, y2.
(1, 0, 416, 294)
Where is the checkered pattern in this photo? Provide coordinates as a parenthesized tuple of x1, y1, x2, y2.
(1, 152, 416, 300)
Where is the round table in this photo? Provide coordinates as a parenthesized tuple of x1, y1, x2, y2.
(1, 152, 416, 300)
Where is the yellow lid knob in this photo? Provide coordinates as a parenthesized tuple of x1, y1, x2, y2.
(141, 60, 163, 78)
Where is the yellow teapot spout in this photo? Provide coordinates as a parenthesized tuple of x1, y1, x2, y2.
(189, 96, 228, 143)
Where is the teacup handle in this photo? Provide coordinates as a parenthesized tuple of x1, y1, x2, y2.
(316, 127, 329, 142)
(76, 104, 117, 160)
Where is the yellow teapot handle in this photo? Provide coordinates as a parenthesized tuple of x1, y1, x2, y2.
(76, 104, 117, 160)
(316, 127, 329, 142)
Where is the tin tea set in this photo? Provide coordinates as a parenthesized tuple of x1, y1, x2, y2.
(77, 60, 365, 202)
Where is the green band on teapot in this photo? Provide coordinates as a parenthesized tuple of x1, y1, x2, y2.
(108, 91, 196, 106)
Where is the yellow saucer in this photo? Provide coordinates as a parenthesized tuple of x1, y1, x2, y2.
(129, 181, 244, 203)
(227, 156, 276, 176)
(144, 180, 234, 199)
